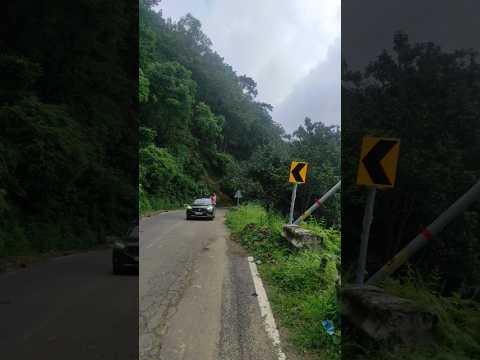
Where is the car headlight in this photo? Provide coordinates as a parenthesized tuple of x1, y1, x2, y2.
(207, 205, 213, 211)
(113, 241, 126, 249)
(186, 205, 192, 210)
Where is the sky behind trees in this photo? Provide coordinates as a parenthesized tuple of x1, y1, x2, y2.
(159, 0, 340, 132)
(342, 0, 480, 70)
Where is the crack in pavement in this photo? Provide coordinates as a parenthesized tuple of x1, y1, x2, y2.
(140, 254, 197, 360)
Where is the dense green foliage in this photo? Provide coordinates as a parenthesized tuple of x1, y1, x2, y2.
(222, 119, 341, 226)
(342, 32, 480, 288)
(344, 268, 480, 360)
(342, 32, 480, 358)
(139, 1, 341, 223)
(226, 204, 341, 359)
(0, 1, 138, 256)
(384, 270, 480, 359)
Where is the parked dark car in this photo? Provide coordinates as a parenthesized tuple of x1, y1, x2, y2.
(186, 198, 215, 220)
(112, 223, 139, 274)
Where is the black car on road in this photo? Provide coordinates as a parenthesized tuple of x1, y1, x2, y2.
(112, 224, 139, 274)
(186, 198, 215, 220)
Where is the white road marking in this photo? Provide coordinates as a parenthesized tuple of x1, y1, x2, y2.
(247, 256, 287, 360)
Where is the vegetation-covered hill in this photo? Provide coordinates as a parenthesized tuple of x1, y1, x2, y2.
(0, 0, 138, 257)
(342, 32, 480, 288)
(139, 0, 341, 226)
(342, 32, 480, 360)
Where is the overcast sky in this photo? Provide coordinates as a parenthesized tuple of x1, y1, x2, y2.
(158, 0, 340, 133)
(343, 0, 480, 70)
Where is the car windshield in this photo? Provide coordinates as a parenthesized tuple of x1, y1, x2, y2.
(193, 198, 211, 206)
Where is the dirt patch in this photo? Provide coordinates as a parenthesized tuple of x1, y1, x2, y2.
(226, 237, 249, 257)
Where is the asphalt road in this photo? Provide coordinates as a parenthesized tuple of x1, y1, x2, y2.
(0, 249, 138, 360)
(140, 208, 279, 360)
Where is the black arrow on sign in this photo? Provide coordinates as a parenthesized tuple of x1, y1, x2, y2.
(362, 140, 397, 185)
(291, 163, 306, 182)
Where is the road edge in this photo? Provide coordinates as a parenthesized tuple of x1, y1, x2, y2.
(247, 256, 287, 360)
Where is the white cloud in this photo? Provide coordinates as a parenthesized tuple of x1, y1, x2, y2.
(159, 0, 340, 132)
(274, 37, 341, 133)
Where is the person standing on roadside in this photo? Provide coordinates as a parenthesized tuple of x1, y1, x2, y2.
(210, 192, 217, 208)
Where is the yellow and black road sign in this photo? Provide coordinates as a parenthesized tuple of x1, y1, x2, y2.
(289, 161, 308, 184)
(357, 136, 400, 188)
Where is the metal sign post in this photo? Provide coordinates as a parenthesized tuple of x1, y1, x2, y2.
(289, 183, 298, 224)
(355, 136, 400, 285)
(288, 161, 308, 224)
(234, 190, 242, 206)
(355, 187, 377, 284)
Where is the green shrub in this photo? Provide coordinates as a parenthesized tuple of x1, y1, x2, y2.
(225, 203, 267, 233)
(226, 203, 341, 359)
(265, 251, 337, 293)
(381, 267, 480, 359)
(349, 267, 480, 360)
(6, 224, 31, 255)
(303, 217, 341, 256)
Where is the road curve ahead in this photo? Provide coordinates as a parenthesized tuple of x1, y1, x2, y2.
(0, 250, 138, 360)
(140, 208, 279, 360)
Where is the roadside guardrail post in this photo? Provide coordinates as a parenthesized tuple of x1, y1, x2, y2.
(293, 180, 341, 225)
(367, 178, 480, 285)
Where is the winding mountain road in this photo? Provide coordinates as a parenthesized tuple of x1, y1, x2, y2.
(140, 208, 281, 360)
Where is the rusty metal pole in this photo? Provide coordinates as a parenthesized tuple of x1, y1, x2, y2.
(367, 178, 480, 286)
(293, 180, 341, 225)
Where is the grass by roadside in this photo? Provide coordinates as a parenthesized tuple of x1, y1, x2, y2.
(226, 203, 341, 359)
(343, 266, 480, 360)
(139, 193, 184, 217)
